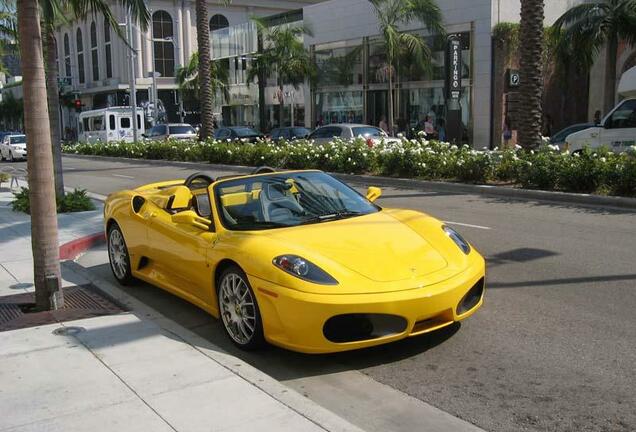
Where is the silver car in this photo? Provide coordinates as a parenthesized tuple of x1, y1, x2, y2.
(144, 124, 198, 141)
(308, 124, 398, 146)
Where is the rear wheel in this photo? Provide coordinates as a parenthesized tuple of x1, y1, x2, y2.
(107, 222, 134, 285)
(217, 266, 265, 350)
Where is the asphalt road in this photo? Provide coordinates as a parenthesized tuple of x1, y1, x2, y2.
(8, 156, 636, 432)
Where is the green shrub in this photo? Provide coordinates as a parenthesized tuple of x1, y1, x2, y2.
(11, 187, 30, 213)
(11, 187, 95, 214)
(59, 189, 96, 213)
(63, 139, 636, 197)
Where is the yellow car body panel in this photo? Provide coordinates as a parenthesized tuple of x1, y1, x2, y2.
(104, 170, 486, 353)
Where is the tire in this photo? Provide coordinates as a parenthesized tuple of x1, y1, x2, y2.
(107, 222, 134, 285)
(217, 265, 265, 350)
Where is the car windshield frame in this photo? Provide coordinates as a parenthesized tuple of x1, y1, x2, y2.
(212, 171, 380, 231)
(169, 125, 196, 135)
(9, 135, 26, 144)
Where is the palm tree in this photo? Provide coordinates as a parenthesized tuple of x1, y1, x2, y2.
(368, 0, 445, 135)
(40, 0, 150, 200)
(518, 0, 545, 149)
(176, 51, 230, 105)
(554, 0, 636, 114)
(247, 19, 315, 129)
(17, 0, 63, 310)
(195, 0, 231, 140)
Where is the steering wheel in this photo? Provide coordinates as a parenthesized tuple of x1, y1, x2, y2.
(184, 172, 215, 189)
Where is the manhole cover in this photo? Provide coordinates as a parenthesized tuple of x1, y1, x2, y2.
(0, 284, 127, 332)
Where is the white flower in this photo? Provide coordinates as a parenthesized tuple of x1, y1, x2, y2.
(600, 157, 606, 162)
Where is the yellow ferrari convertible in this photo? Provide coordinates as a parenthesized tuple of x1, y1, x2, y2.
(104, 168, 485, 353)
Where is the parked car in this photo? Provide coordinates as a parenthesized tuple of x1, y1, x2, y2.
(565, 66, 636, 153)
(0, 134, 27, 161)
(104, 168, 485, 353)
(270, 127, 311, 142)
(214, 126, 264, 143)
(308, 124, 399, 147)
(550, 123, 594, 147)
(144, 123, 198, 141)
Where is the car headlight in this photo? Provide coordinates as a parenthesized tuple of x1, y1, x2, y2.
(443, 226, 471, 254)
(273, 255, 338, 285)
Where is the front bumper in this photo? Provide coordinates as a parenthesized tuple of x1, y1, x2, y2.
(249, 259, 485, 354)
(11, 149, 27, 159)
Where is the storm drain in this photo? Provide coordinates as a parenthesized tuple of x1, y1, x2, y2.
(0, 284, 126, 332)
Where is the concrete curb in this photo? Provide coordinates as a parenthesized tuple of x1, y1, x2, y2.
(59, 232, 106, 260)
(64, 259, 366, 432)
(64, 153, 636, 211)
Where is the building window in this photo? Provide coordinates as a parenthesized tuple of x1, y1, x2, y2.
(104, 21, 112, 79)
(63, 33, 71, 79)
(210, 14, 229, 32)
(76, 28, 85, 84)
(152, 11, 175, 77)
(90, 21, 99, 81)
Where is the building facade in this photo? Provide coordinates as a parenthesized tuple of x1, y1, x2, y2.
(53, 0, 321, 138)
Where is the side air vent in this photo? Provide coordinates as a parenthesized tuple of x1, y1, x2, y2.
(132, 196, 146, 213)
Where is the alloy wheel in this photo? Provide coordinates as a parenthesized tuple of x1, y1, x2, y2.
(108, 227, 128, 281)
(219, 272, 257, 345)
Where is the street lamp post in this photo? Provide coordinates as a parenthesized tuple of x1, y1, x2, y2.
(125, 15, 138, 143)
(149, 34, 172, 124)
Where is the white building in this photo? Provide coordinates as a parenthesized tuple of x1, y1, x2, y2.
(53, 0, 321, 137)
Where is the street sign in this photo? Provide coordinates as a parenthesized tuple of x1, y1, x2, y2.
(508, 69, 520, 88)
(446, 35, 462, 101)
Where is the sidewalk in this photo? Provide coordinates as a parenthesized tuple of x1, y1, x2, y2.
(0, 186, 363, 432)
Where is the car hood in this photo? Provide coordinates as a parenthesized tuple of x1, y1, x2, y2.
(263, 211, 448, 283)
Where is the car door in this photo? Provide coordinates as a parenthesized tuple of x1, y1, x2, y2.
(600, 99, 636, 152)
(146, 201, 217, 306)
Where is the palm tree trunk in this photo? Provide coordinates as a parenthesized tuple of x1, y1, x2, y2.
(17, 0, 63, 310)
(196, 0, 213, 140)
(44, 25, 65, 200)
(518, 0, 545, 149)
(388, 65, 394, 136)
(603, 33, 618, 115)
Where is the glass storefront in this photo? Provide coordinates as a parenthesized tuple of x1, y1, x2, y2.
(312, 31, 472, 142)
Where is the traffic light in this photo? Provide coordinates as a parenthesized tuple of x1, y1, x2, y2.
(74, 99, 82, 111)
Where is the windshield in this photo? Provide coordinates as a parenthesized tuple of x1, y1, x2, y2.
(352, 127, 385, 138)
(214, 171, 378, 231)
(10, 135, 26, 144)
(169, 125, 196, 135)
(234, 127, 260, 137)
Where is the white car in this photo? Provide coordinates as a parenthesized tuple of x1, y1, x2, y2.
(143, 124, 198, 141)
(308, 124, 400, 147)
(565, 98, 636, 153)
(0, 134, 27, 161)
(565, 67, 636, 153)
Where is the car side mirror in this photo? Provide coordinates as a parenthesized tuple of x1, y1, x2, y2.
(171, 210, 211, 231)
(366, 186, 382, 202)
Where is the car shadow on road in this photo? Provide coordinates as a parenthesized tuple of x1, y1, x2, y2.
(76, 261, 461, 383)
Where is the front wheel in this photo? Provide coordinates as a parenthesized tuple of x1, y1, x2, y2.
(107, 222, 134, 285)
(217, 266, 265, 350)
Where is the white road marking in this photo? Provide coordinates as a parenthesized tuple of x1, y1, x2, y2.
(444, 221, 492, 230)
(112, 174, 135, 179)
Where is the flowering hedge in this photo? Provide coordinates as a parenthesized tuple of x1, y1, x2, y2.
(64, 136, 636, 197)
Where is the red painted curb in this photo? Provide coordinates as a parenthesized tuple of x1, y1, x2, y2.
(59, 232, 106, 261)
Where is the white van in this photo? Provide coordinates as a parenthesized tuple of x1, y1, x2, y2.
(78, 107, 145, 143)
(565, 66, 636, 153)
